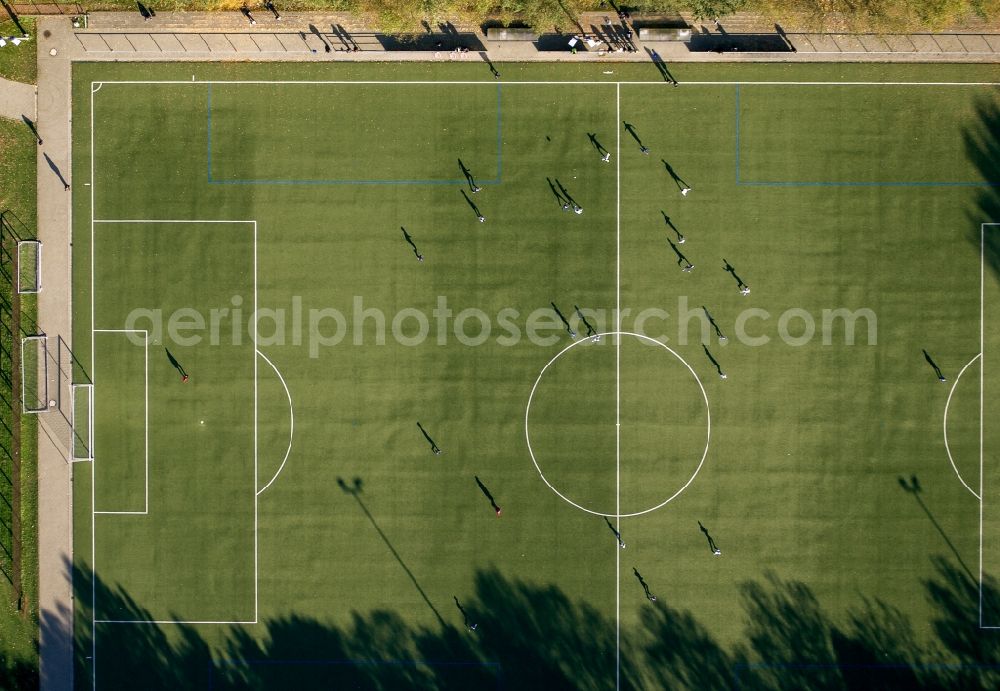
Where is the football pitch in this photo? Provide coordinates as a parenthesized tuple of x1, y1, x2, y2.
(69, 60, 1000, 689)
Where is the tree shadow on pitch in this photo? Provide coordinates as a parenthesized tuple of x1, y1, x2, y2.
(58, 550, 1000, 690)
(965, 94, 1000, 281)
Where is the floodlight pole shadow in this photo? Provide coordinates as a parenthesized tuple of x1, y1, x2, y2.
(899, 475, 976, 583)
(337, 477, 446, 627)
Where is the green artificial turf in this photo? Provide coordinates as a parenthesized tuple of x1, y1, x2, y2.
(70, 61, 1000, 690)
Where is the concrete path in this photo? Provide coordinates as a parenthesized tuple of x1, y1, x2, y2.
(33, 17, 74, 691)
(56, 11, 1000, 63)
(0, 75, 35, 121)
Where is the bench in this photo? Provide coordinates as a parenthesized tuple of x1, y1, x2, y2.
(638, 27, 692, 41)
(485, 27, 537, 41)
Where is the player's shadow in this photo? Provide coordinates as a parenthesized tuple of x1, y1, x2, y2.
(460, 189, 483, 219)
(643, 47, 675, 83)
(661, 159, 690, 191)
(965, 94, 1000, 281)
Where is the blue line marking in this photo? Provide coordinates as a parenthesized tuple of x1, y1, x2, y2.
(205, 83, 503, 186)
(734, 83, 997, 188)
(734, 84, 740, 184)
(208, 178, 499, 186)
(738, 180, 998, 188)
(206, 83, 213, 183)
(496, 82, 503, 183)
(209, 658, 502, 690)
(218, 658, 502, 668)
(732, 662, 1000, 689)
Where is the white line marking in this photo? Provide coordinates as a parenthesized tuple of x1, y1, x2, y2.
(943, 353, 982, 500)
(524, 332, 712, 517)
(980, 223, 1000, 627)
(93, 219, 254, 223)
(89, 82, 97, 690)
(614, 80, 621, 691)
(94, 618, 256, 625)
(253, 220, 259, 625)
(87, 80, 1000, 86)
(255, 349, 294, 497)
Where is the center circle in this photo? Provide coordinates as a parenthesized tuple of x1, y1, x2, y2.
(525, 331, 711, 518)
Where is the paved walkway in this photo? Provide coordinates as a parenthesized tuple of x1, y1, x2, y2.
(0, 75, 35, 121)
(29, 10, 1000, 691)
(57, 11, 1000, 62)
(33, 17, 74, 691)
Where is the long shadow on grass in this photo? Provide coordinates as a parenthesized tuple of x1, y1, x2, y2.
(966, 93, 1000, 279)
(54, 556, 1000, 690)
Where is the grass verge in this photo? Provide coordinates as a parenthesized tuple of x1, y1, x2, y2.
(0, 18, 36, 85)
(0, 115, 40, 689)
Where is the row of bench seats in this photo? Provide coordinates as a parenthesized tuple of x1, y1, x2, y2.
(485, 27, 692, 41)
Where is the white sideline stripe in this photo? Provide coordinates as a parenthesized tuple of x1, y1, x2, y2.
(94, 619, 256, 625)
(614, 81, 621, 691)
(90, 80, 1000, 86)
(93, 219, 253, 223)
(943, 353, 982, 500)
(981, 223, 1000, 628)
(90, 82, 96, 690)
(255, 349, 294, 497)
(92, 328, 148, 516)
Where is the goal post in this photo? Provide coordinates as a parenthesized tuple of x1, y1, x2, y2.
(16, 240, 40, 294)
(71, 383, 94, 461)
(20, 335, 49, 413)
